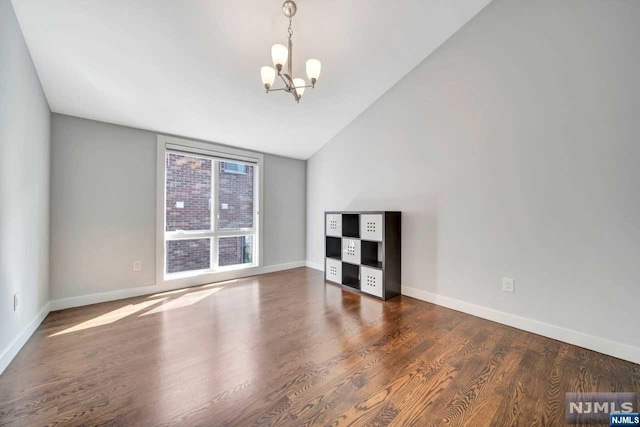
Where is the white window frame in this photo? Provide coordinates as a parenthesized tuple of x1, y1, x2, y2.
(156, 135, 264, 287)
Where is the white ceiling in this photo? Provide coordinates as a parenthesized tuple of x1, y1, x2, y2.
(12, 0, 491, 159)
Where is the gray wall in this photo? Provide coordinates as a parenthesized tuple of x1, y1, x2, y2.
(263, 153, 306, 267)
(307, 0, 640, 349)
(50, 114, 306, 300)
(0, 0, 50, 358)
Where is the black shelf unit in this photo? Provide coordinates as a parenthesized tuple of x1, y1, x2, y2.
(323, 211, 401, 300)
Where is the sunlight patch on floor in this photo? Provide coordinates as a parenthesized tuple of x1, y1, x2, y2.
(148, 288, 190, 298)
(140, 287, 223, 316)
(202, 279, 238, 288)
(49, 298, 168, 337)
(147, 279, 238, 299)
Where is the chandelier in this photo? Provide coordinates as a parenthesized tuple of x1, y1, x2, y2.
(260, 1, 321, 103)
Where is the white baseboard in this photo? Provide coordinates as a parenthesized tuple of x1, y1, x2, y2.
(50, 261, 306, 311)
(261, 261, 306, 274)
(0, 302, 51, 375)
(402, 286, 640, 365)
(305, 260, 324, 271)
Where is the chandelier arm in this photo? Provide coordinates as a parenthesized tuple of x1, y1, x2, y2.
(279, 73, 292, 88)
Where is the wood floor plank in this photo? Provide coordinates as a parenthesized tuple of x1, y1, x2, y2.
(387, 322, 510, 426)
(274, 311, 461, 426)
(0, 267, 637, 427)
(290, 311, 476, 427)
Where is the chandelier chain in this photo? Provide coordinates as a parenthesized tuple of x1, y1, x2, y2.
(288, 17, 293, 39)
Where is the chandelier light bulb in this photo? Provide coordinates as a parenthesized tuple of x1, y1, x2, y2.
(271, 44, 288, 71)
(306, 59, 321, 85)
(261, 66, 276, 89)
(293, 78, 306, 97)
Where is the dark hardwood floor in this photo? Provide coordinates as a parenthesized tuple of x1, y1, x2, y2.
(0, 267, 638, 426)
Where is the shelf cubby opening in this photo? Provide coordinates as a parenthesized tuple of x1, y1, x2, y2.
(326, 236, 342, 260)
(342, 214, 360, 238)
(342, 263, 360, 289)
(361, 240, 382, 269)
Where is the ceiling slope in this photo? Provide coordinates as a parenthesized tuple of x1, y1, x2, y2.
(12, 0, 491, 159)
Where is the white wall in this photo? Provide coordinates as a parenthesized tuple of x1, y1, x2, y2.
(0, 0, 51, 370)
(307, 0, 640, 360)
(50, 114, 306, 300)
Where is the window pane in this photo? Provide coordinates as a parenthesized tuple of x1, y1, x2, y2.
(218, 162, 254, 229)
(218, 235, 254, 267)
(221, 162, 246, 174)
(166, 153, 212, 231)
(167, 239, 211, 274)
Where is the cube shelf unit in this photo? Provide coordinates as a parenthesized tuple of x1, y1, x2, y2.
(324, 211, 401, 300)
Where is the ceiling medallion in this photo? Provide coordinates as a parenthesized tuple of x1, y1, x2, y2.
(260, 1, 321, 103)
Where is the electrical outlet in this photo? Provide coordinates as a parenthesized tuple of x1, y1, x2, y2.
(13, 293, 18, 311)
(502, 278, 515, 293)
(132, 261, 142, 272)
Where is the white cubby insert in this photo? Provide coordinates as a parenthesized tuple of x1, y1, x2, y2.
(360, 214, 383, 241)
(326, 214, 342, 237)
(360, 266, 383, 298)
(325, 258, 342, 284)
(341, 238, 361, 265)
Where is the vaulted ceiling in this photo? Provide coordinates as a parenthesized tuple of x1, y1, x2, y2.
(12, 0, 491, 159)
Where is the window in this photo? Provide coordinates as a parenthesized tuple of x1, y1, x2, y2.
(157, 136, 262, 282)
(218, 235, 254, 267)
(218, 161, 254, 230)
(221, 161, 247, 174)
